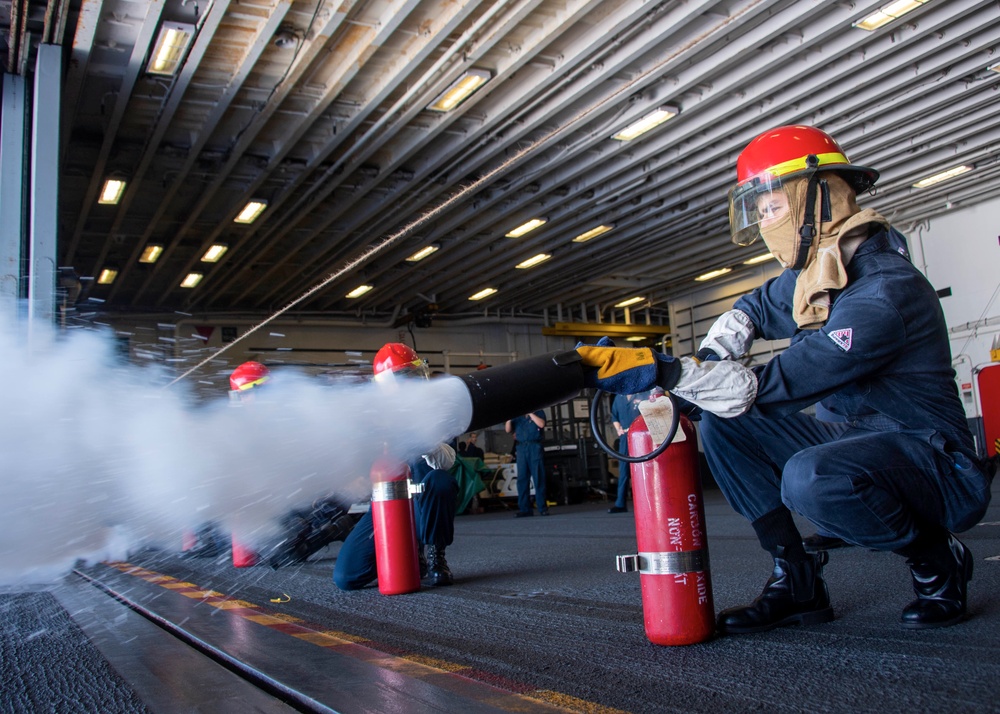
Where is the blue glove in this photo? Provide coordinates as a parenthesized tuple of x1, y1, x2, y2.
(575, 337, 681, 394)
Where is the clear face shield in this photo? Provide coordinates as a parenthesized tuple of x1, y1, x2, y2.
(228, 376, 269, 402)
(727, 173, 790, 247)
(373, 359, 430, 387)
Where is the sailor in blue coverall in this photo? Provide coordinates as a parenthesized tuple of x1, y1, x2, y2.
(333, 343, 459, 589)
(572, 125, 994, 633)
(506, 411, 548, 516)
(609, 393, 644, 513)
(333, 455, 457, 590)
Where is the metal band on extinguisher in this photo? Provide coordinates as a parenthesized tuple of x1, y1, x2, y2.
(371, 480, 425, 502)
(372, 480, 411, 502)
(616, 549, 710, 575)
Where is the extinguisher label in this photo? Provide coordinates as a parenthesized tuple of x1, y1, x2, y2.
(372, 480, 412, 502)
(639, 398, 686, 446)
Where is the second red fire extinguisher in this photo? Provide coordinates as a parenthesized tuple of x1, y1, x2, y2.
(370, 456, 422, 596)
(617, 400, 715, 645)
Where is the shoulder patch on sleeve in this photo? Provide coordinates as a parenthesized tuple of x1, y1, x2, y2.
(828, 327, 853, 352)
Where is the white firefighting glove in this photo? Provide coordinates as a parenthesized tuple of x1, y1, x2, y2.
(671, 357, 757, 418)
(422, 443, 456, 471)
(698, 309, 756, 360)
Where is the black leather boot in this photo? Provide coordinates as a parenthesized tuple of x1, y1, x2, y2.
(900, 534, 973, 630)
(418, 545, 428, 578)
(717, 550, 834, 634)
(426, 545, 453, 586)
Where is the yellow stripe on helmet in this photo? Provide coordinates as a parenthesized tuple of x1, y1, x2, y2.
(236, 376, 270, 390)
(766, 151, 849, 178)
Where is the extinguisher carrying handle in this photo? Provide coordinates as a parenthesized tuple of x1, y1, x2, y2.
(589, 389, 679, 463)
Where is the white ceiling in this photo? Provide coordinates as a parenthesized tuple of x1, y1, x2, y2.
(10, 0, 1000, 328)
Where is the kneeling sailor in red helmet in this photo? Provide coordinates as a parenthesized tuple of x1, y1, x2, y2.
(333, 343, 460, 589)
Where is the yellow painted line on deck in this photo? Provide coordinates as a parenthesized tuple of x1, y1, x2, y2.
(104, 561, 630, 714)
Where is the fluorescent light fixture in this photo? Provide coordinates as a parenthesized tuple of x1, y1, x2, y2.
(345, 284, 373, 299)
(516, 253, 552, 269)
(572, 224, 614, 243)
(695, 267, 733, 282)
(147, 22, 195, 76)
(139, 245, 164, 264)
(505, 218, 547, 238)
(853, 0, 927, 31)
(427, 69, 492, 112)
(180, 272, 203, 288)
(405, 245, 439, 262)
(234, 200, 267, 224)
(468, 287, 497, 301)
(201, 244, 228, 262)
(912, 165, 974, 188)
(611, 106, 679, 141)
(98, 179, 127, 205)
(97, 268, 118, 285)
(990, 61, 1000, 73)
(743, 252, 776, 265)
(625, 336, 646, 342)
(615, 296, 644, 308)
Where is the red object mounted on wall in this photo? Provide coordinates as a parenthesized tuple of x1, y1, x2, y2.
(978, 364, 1000, 458)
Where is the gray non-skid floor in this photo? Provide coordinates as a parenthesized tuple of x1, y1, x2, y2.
(73, 478, 1000, 714)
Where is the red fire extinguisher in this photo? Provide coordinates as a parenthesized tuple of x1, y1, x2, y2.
(617, 407, 715, 645)
(370, 456, 422, 595)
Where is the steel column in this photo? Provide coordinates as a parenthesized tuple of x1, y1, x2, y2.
(0, 73, 27, 314)
(28, 44, 62, 331)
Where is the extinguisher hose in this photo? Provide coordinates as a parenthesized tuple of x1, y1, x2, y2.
(589, 390, 679, 463)
(459, 350, 587, 432)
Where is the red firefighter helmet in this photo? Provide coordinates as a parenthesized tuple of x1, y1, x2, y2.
(728, 125, 879, 246)
(230, 361, 271, 391)
(372, 343, 429, 384)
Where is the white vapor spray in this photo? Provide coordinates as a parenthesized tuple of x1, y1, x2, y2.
(0, 318, 472, 585)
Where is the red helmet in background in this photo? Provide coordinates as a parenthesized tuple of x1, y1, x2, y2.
(372, 343, 429, 384)
(230, 361, 271, 391)
(728, 125, 879, 246)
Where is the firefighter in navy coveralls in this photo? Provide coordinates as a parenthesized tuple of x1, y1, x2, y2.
(571, 125, 993, 632)
(333, 343, 459, 589)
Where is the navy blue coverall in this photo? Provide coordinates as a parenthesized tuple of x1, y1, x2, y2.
(611, 393, 643, 509)
(700, 229, 992, 551)
(332, 459, 458, 590)
(510, 411, 547, 515)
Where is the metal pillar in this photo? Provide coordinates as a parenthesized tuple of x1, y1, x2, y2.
(0, 73, 27, 315)
(28, 43, 62, 332)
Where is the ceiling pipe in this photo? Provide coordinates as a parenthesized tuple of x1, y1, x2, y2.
(177, 0, 500, 309)
(354, 3, 1000, 308)
(120, 0, 352, 302)
(241, 0, 728, 308)
(215, 0, 597, 309)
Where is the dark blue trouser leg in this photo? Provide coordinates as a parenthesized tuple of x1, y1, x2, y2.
(413, 468, 458, 548)
(516, 442, 545, 513)
(700, 412, 988, 551)
(333, 469, 458, 591)
(614, 438, 630, 509)
(333, 510, 375, 590)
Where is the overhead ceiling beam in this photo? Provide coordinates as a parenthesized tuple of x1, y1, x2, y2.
(541, 322, 668, 338)
(175, 0, 490, 309)
(108, 0, 295, 302)
(136, 0, 424, 306)
(357, 0, 995, 313)
(87, 0, 234, 280)
(241, 0, 645, 310)
(121, 0, 354, 305)
(62, 0, 166, 266)
(58, 0, 101, 163)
